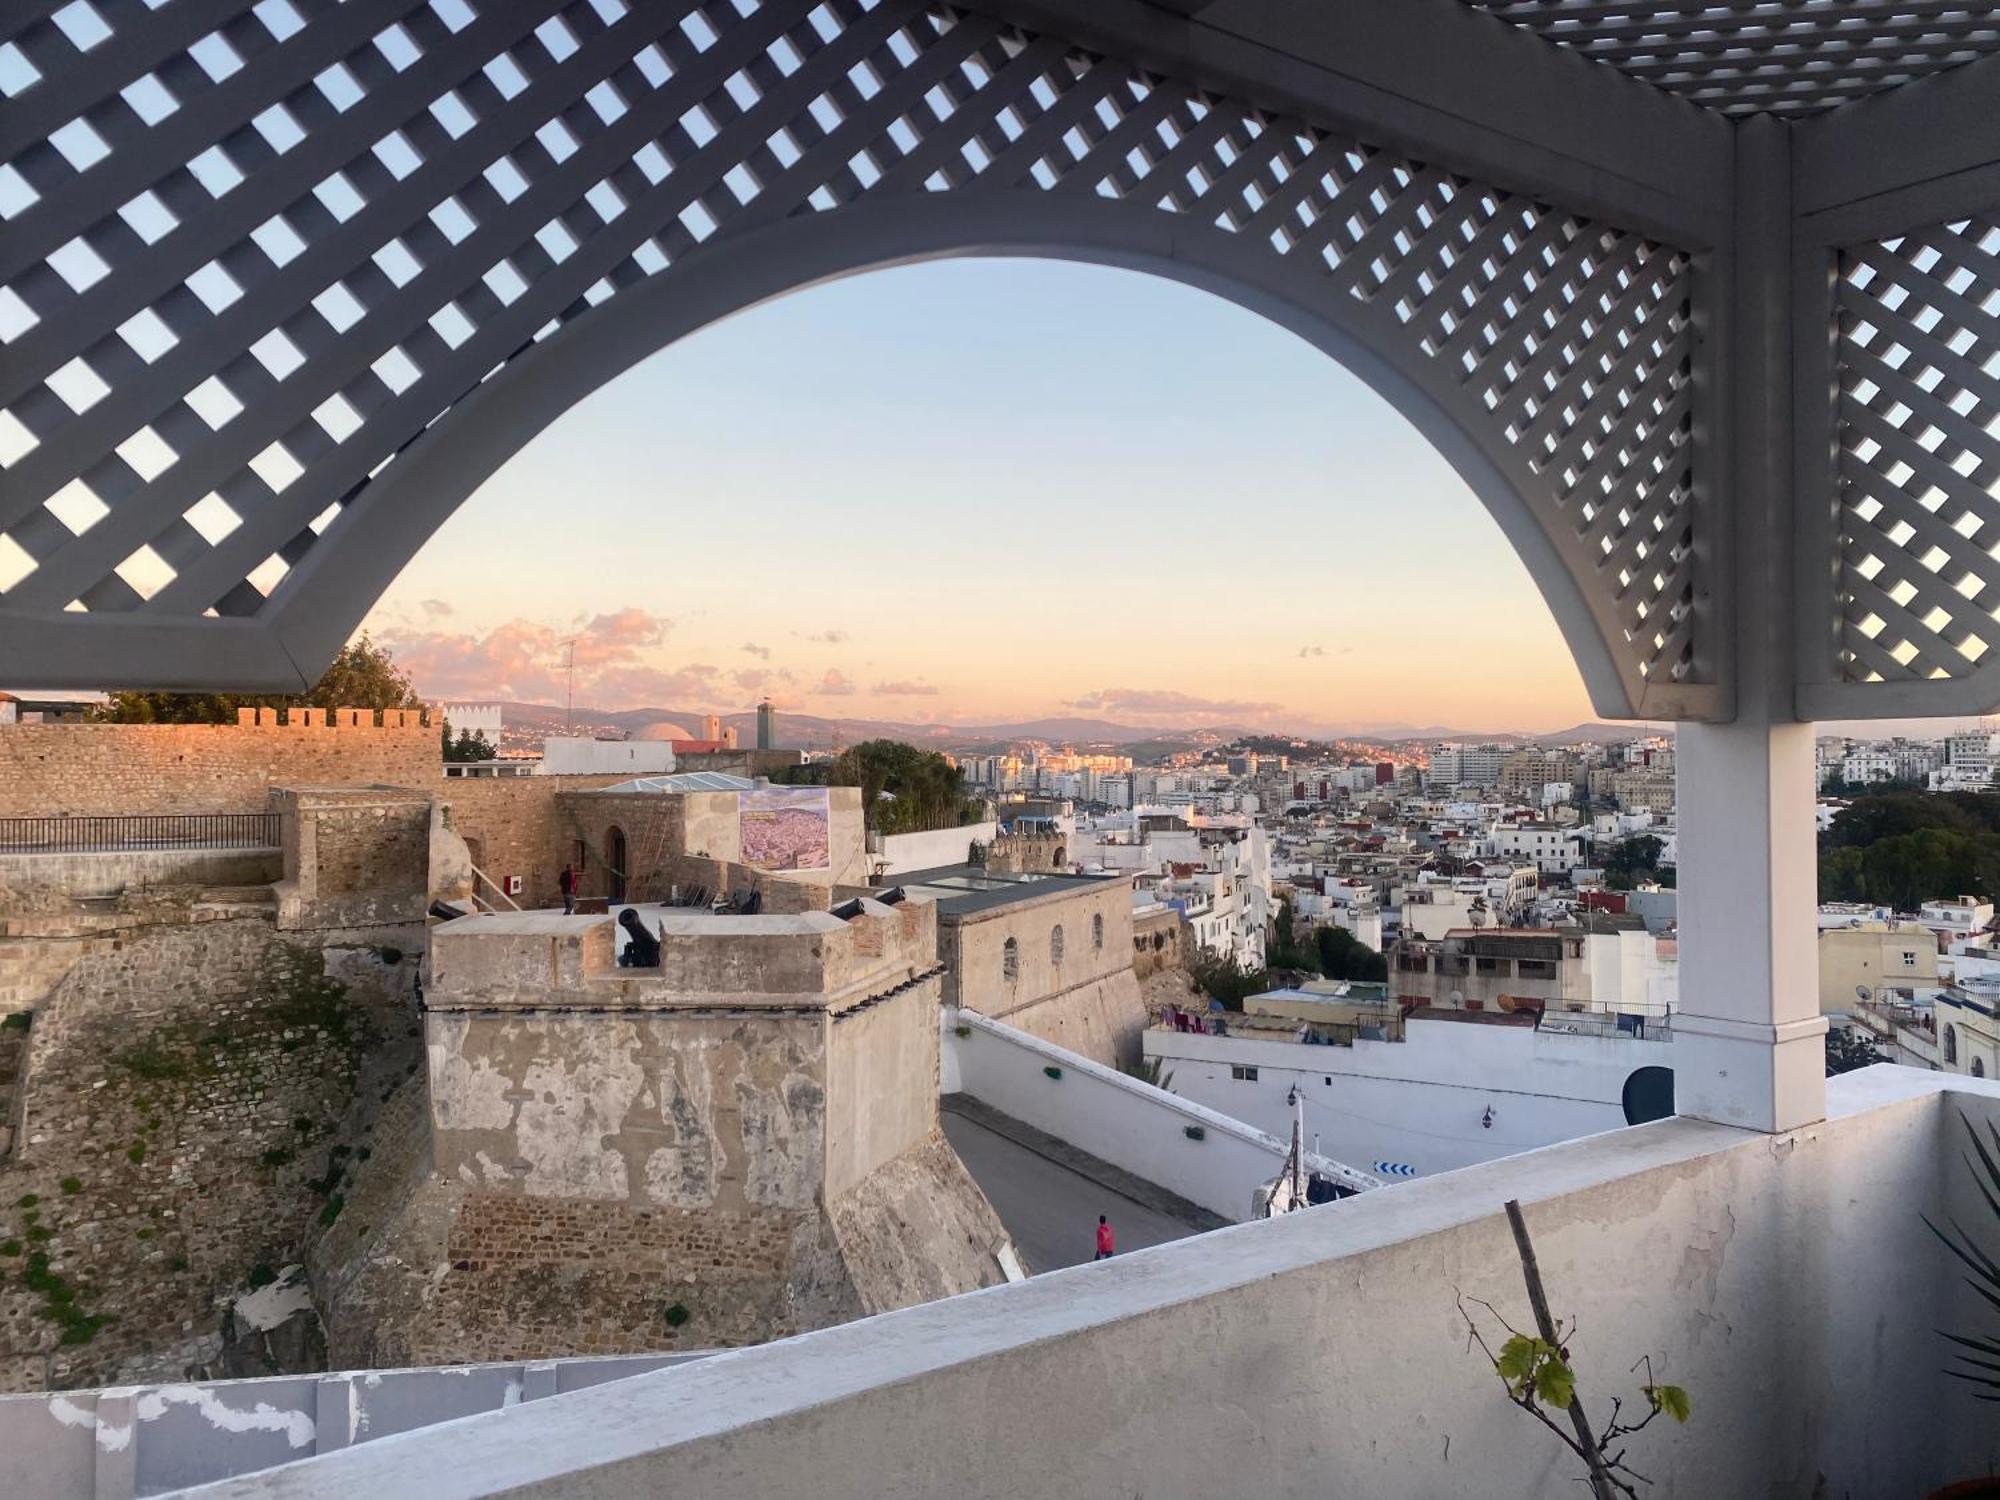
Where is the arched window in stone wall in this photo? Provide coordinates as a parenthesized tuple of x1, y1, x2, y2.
(1052, 925, 1065, 965)
(1976, 1057, 1988, 1079)
(1946, 1024, 1959, 1065)
(1003, 937, 1019, 984)
(1093, 914, 1105, 952)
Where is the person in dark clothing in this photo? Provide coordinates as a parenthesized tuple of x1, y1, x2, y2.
(617, 907, 660, 968)
(558, 864, 576, 914)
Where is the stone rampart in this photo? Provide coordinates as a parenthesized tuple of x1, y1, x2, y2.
(272, 787, 431, 934)
(0, 913, 420, 1392)
(0, 719, 436, 818)
(329, 899, 1006, 1365)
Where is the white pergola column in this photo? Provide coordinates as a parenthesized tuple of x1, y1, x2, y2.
(1672, 116, 1827, 1134)
(1674, 722, 1828, 1132)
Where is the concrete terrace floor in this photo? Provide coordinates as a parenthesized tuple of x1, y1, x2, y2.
(941, 1099, 1216, 1272)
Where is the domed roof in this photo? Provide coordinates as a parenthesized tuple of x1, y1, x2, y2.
(632, 721, 694, 742)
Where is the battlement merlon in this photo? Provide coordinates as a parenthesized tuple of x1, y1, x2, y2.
(234, 707, 434, 728)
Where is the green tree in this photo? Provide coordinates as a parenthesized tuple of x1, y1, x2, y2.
(1315, 924, 1389, 982)
(1814, 790, 2000, 906)
(1601, 834, 1666, 891)
(1825, 1027, 1887, 1076)
(440, 722, 496, 763)
(1186, 949, 1269, 1012)
(1267, 895, 1316, 971)
(779, 740, 983, 834)
(99, 633, 422, 724)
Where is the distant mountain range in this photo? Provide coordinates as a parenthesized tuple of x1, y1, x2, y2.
(484, 700, 1655, 751)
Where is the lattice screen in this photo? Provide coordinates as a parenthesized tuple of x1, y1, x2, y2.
(0, 0, 1698, 689)
(1465, 2, 2000, 115)
(1835, 218, 2000, 683)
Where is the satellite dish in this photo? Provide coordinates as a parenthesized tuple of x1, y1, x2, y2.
(1855, 984, 1872, 1001)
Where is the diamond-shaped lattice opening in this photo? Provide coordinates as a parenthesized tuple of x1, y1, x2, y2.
(1836, 217, 2000, 682)
(0, 0, 1698, 696)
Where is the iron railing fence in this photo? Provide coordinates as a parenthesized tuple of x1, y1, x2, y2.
(0, 813, 281, 853)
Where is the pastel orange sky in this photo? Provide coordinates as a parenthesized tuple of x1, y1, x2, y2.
(362, 258, 1598, 734)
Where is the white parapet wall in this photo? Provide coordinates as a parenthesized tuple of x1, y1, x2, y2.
(3, 1352, 712, 1499)
(159, 1069, 2000, 1500)
(945, 1009, 1376, 1221)
(1146, 1014, 1672, 1179)
(872, 822, 998, 877)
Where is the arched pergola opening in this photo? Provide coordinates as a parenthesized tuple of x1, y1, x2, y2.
(247, 193, 1666, 723)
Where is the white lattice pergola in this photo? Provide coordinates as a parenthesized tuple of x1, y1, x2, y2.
(3, 0, 1999, 1133)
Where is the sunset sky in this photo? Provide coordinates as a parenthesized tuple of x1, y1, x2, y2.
(361, 257, 1608, 734)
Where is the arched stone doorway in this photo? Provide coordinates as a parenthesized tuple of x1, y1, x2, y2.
(606, 826, 628, 904)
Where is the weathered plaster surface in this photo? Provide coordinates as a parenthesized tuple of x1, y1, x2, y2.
(188, 1072, 2000, 1500)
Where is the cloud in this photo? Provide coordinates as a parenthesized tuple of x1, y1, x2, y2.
(740, 642, 771, 659)
(733, 666, 800, 693)
(816, 669, 857, 696)
(802, 629, 849, 644)
(872, 680, 940, 696)
(589, 664, 721, 705)
(378, 607, 696, 706)
(1063, 687, 1284, 722)
(1298, 645, 1326, 658)
(420, 599, 454, 618)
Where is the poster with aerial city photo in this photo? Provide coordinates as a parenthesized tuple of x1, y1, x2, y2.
(739, 787, 832, 872)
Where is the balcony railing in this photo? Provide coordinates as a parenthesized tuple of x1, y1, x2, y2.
(44, 1067, 1990, 1499)
(0, 813, 281, 853)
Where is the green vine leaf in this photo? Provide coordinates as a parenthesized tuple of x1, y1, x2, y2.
(1495, 1334, 1539, 1390)
(1537, 1354, 1577, 1409)
(1645, 1384, 1691, 1423)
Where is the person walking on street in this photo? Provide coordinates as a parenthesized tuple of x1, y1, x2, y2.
(1095, 1214, 1115, 1260)
(558, 864, 575, 914)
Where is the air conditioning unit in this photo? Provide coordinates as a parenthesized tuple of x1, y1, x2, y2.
(505, 875, 524, 896)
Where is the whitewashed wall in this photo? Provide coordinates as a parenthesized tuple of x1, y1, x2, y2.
(873, 822, 997, 876)
(946, 1010, 1374, 1219)
(1147, 1016, 1669, 1177)
(3, 1352, 711, 1499)
(166, 1073, 2000, 1500)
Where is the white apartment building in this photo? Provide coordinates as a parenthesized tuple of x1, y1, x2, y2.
(1938, 977, 1999, 1080)
(537, 736, 676, 776)
(1489, 822, 1586, 876)
(1945, 731, 2000, 781)
(1427, 743, 1508, 789)
(435, 701, 506, 743)
(1919, 896, 1995, 948)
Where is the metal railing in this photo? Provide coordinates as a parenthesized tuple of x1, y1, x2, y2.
(0, 813, 281, 853)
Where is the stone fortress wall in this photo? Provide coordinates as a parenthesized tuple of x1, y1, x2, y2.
(0, 908, 420, 1393)
(943, 877, 1151, 1068)
(326, 901, 1010, 1364)
(0, 717, 1163, 1387)
(0, 712, 438, 818)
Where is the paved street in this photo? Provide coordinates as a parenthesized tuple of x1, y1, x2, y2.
(942, 1108, 1211, 1273)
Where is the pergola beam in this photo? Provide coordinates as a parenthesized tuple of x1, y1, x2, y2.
(953, 0, 1734, 248)
(1794, 44, 2000, 232)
